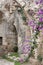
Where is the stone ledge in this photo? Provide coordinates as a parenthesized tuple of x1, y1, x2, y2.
(29, 58, 41, 65)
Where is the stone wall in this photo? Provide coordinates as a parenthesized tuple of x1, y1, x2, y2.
(0, 21, 8, 45)
(0, 17, 18, 52)
(38, 30, 43, 57)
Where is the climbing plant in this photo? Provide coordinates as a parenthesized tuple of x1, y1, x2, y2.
(17, 7, 26, 22)
(16, 0, 43, 61)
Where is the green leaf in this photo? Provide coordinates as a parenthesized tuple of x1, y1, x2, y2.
(37, 55, 43, 62)
(22, 16, 26, 21)
(34, 44, 37, 48)
(9, 53, 19, 57)
(15, 61, 21, 65)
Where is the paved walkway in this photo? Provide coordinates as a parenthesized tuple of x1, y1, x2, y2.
(0, 59, 31, 65)
(0, 59, 14, 65)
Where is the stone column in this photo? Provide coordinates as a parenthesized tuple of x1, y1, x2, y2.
(24, 25, 31, 44)
(38, 30, 43, 57)
(35, 29, 43, 65)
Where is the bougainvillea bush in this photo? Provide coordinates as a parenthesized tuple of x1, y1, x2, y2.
(17, 0, 43, 63)
(9, 0, 43, 63)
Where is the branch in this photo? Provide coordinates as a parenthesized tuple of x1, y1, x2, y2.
(14, 0, 33, 21)
(14, 0, 22, 8)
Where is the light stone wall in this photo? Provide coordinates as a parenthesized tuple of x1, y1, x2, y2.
(0, 19, 18, 47)
(38, 30, 43, 57)
(0, 21, 8, 45)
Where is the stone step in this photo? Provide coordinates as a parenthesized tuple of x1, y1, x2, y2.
(0, 59, 14, 65)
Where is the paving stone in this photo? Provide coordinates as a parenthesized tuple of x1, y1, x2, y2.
(0, 59, 14, 65)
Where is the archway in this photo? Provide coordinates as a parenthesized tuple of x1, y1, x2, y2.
(5, 21, 18, 52)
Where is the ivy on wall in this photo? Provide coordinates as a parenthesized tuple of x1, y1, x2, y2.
(13, 0, 43, 62)
(17, 8, 26, 22)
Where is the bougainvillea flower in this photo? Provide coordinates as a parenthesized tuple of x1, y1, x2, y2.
(36, 24, 43, 30)
(38, 9, 43, 14)
(38, 27, 43, 30)
(36, 1, 39, 4)
(40, 0, 43, 3)
(28, 20, 35, 27)
(36, 0, 43, 4)
(39, 17, 43, 22)
(28, 20, 37, 30)
(22, 44, 31, 54)
(19, 58, 24, 63)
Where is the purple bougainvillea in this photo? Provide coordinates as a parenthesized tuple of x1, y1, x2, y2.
(22, 44, 31, 54)
(37, 25, 43, 30)
(36, 1, 39, 4)
(38, 9, 43, 15)
(35, 0, 43, 4)
(19, 58, 24, 63)
(40, 0, 43, 3)
(39, 17, 43, 22)
(28, 20, 37, 30)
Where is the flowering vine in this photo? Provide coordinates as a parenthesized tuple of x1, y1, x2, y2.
(17, 0, 43, 62)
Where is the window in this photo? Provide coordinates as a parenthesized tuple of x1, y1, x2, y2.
(0, 37, 2, 45)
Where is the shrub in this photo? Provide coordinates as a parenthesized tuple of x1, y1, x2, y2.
(13, 46, 18, 52)
(37, 55, 42, 62)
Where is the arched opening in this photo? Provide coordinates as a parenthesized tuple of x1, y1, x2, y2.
(5, 22, 18, 52)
